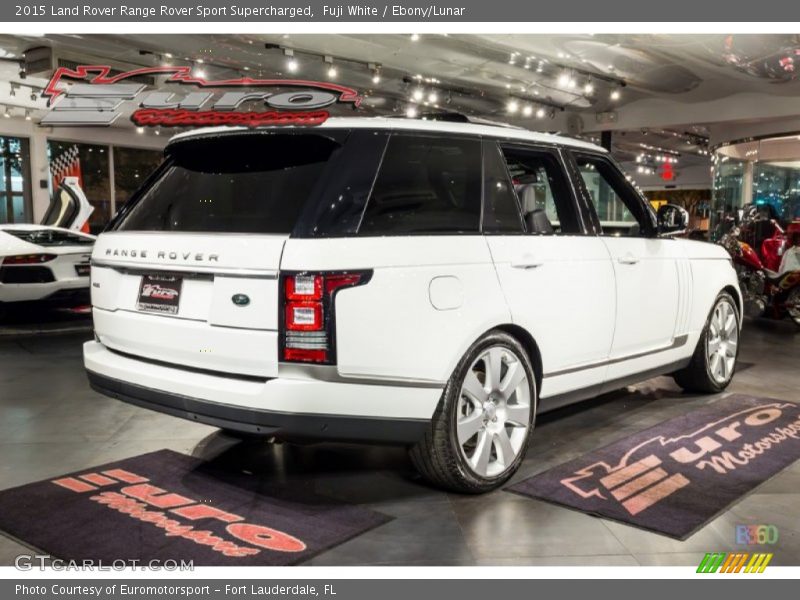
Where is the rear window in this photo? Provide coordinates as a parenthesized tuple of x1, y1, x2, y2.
(357, 134, 482, 235)
(116, 132, 344, 234)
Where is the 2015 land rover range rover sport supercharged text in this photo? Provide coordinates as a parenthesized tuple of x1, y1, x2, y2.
(84, 117, 742, 493)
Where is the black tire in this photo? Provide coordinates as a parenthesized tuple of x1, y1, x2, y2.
(673, 291, 740, 393)
(409, 330, 537, 494)
(785, 286, 800, 329)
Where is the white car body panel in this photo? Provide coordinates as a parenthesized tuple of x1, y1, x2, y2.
(1, 178, 95, 305)
(485, 235, 616, 398)
(280, 236, 509, 384)
(0, 225, 94, 303)
(84, 341, 441, 420)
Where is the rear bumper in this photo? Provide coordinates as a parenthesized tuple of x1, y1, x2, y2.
(84, 341, 438, 444)
(0, 278, 89, 303)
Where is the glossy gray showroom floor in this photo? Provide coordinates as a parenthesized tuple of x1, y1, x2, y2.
(1, 319, 798, 567)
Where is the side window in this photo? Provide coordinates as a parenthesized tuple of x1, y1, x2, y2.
(500, 145, 582, 235)
(358, 134, 482, 235)
(573, 153, 655, 237)
(482, 141, 524, 233)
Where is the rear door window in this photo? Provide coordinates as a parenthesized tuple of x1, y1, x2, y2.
(357, 134, 482, 235)
(501, 145, 582, 234)
(116, 132, 346, 234)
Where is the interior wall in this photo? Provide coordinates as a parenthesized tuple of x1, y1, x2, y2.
(0, 119, 166, 222)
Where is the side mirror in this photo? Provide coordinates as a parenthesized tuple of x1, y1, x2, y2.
(657, 203, 689, 236)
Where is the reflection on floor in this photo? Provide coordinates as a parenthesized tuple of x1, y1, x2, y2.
(0, 318, 798, 566)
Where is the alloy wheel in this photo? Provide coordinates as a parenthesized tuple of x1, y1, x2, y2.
(706, 298, 739, 384)
(456, 345, 532, 478)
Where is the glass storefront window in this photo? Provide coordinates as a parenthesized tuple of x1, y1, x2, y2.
(113, 146, 163, 207)
(711, 136, 800, 237)
(0, 135, 32, 224)
(48, 140, 111, 232)
(753, 161, 800, 222)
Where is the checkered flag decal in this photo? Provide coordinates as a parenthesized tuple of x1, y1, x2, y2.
(50, 145, 82, 189)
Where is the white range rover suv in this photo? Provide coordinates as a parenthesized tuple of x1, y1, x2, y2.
(84, 117, 742, 492)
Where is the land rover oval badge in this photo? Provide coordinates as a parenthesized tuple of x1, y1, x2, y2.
(232, 294, 250, 307)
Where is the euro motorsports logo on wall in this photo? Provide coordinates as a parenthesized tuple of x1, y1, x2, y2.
(41, 65, 362, 128)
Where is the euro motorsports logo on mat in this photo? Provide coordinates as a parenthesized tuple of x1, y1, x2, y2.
(697, 552, 773, 573)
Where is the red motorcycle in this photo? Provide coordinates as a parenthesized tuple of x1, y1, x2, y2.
(718, 206, 800, 328)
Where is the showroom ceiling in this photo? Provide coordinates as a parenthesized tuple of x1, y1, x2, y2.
(1, 33, 799, 173)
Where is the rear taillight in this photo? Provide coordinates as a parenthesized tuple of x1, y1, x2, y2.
(1, 254, 56, 265)
(280, 271, 371, 364)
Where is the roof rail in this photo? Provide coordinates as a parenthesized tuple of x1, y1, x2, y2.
(390, 111, 526, 130)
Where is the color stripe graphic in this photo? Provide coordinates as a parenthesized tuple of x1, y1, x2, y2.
(697, 552, 773, 573)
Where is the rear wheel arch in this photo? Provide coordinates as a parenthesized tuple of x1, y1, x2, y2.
(493, 324, 543, 395)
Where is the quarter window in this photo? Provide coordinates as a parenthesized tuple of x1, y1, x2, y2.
(358, 134, 482, 235)
(482, 141, 524, 233)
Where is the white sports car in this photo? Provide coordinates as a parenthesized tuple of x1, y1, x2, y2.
(0, 177, 95, 311)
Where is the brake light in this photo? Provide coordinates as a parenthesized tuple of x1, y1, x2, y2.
(285, 274, 322, 300)
(285, 302, 323, 331)
(280, 271, 371, 364)
(1, 254, 56, 265)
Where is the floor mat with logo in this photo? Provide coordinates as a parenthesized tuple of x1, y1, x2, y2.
(507, 394, 800, 539)
(0, 449, 390, 565)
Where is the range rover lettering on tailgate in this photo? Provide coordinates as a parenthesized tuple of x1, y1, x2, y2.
(84, 117, 742, 493)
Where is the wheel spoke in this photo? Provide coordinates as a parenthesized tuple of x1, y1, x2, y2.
(717, 352, 727, 380)
(724, 340, 737, 357)
(462, 369, 488, 403)
(709, 319, 719, 338)
(470, 430, 493, 476)
(494, 429, 516, 468)
(506, 403, 530, 427)
(499, 361, 526, 400)
(457, 412, 484, 443)
(707, 338, 721, 355)
(709, 352, 721, 378)
(485, 347, 503, 392)
(723, 313, 736, 336)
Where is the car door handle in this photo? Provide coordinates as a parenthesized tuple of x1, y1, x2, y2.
(511, 254, 544, 269)
(617, 254, 640, 265)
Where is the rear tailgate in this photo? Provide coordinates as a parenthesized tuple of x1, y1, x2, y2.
(91, 231, 285, 377)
